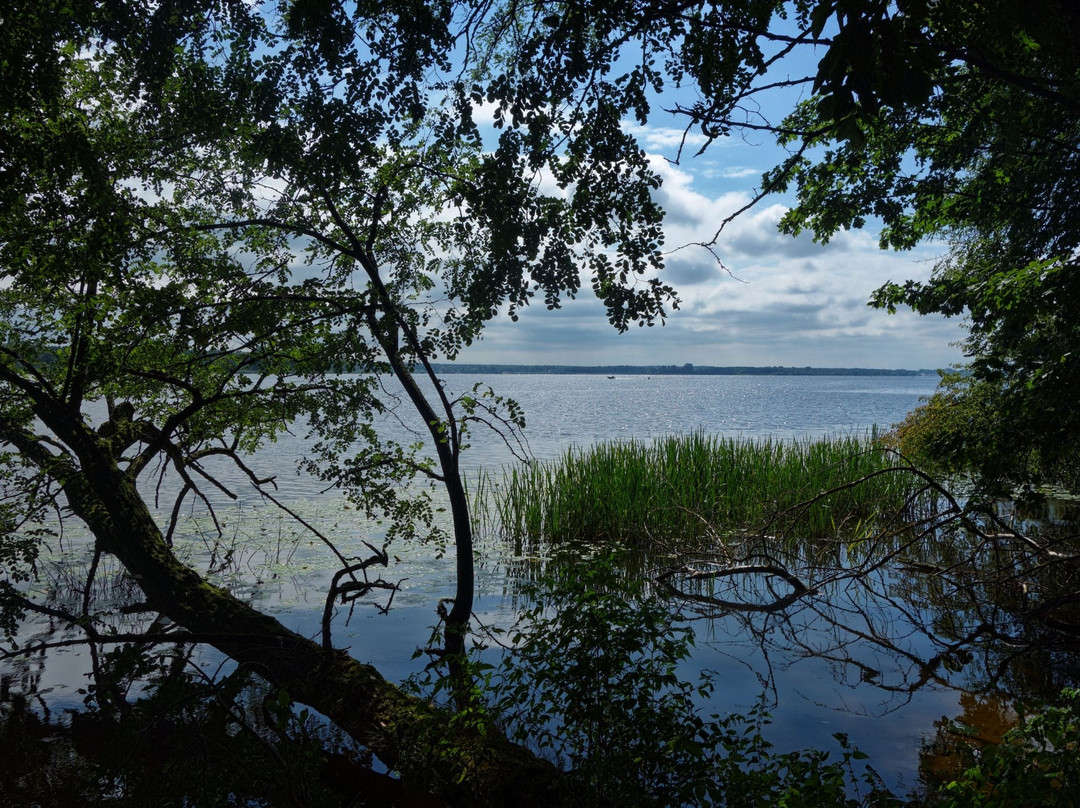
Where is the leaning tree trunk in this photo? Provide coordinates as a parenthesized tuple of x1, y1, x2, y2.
(51, 430, 574, 806)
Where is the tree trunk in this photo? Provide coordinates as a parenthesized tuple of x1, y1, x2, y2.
(63, 438, 573, 807)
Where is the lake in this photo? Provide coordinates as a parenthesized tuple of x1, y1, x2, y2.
(424, 372, 938, 465)
(10, 372, 1072, 798)
(248, 372, 941, 483)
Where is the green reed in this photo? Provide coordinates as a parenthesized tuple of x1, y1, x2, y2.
(474, 432, 933, 548)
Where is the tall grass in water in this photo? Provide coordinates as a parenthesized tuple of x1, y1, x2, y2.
(476, 432, 932, 549)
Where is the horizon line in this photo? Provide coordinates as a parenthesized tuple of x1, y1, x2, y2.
(430, 362, 939, 376)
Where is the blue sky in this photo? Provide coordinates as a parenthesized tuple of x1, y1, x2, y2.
(455, 118, 967, 370)
(450, 31, 968, 371)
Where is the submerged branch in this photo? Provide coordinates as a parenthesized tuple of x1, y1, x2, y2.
(321, 542, 395, 650)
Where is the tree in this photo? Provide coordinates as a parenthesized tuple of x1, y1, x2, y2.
(0, 0, 690, 801)
(753, 0, 1080, 492)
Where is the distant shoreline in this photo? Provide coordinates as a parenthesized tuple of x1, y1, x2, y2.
(430, 364, 937, 377)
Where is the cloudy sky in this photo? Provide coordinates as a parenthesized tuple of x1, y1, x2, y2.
(453, 109, 968, 371)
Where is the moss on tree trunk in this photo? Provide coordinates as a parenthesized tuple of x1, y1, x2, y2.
(61, 436, 575, 807)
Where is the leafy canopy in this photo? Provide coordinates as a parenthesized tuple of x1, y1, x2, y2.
(760, 0, 1080, 490)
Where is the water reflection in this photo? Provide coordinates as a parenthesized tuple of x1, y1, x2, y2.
(663, 503, 1080, 796)
(5, 374, 1079, 798)
(481, 475, 1080, 796)
(918, 691, 1017, 791)
(6, 484, 1080, 797)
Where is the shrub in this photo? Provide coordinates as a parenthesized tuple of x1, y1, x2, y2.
(484, 549, 894, 807)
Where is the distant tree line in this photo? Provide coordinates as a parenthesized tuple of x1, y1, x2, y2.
(430, 364, 932, 376)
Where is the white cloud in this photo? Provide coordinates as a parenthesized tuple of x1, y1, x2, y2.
(622, 122, 710, 154)
(718, 166, 763, 179)
(455, 149, 965, 371)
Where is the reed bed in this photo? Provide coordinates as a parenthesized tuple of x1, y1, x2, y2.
(474, 432, 933, 549)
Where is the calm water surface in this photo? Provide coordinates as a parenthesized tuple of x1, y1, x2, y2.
(232, 373, 937, 497)
(442, 373, 937, 465)
(12, 373, 1011, 796)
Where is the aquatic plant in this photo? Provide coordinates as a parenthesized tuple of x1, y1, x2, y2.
(476, 432, 935, 550)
